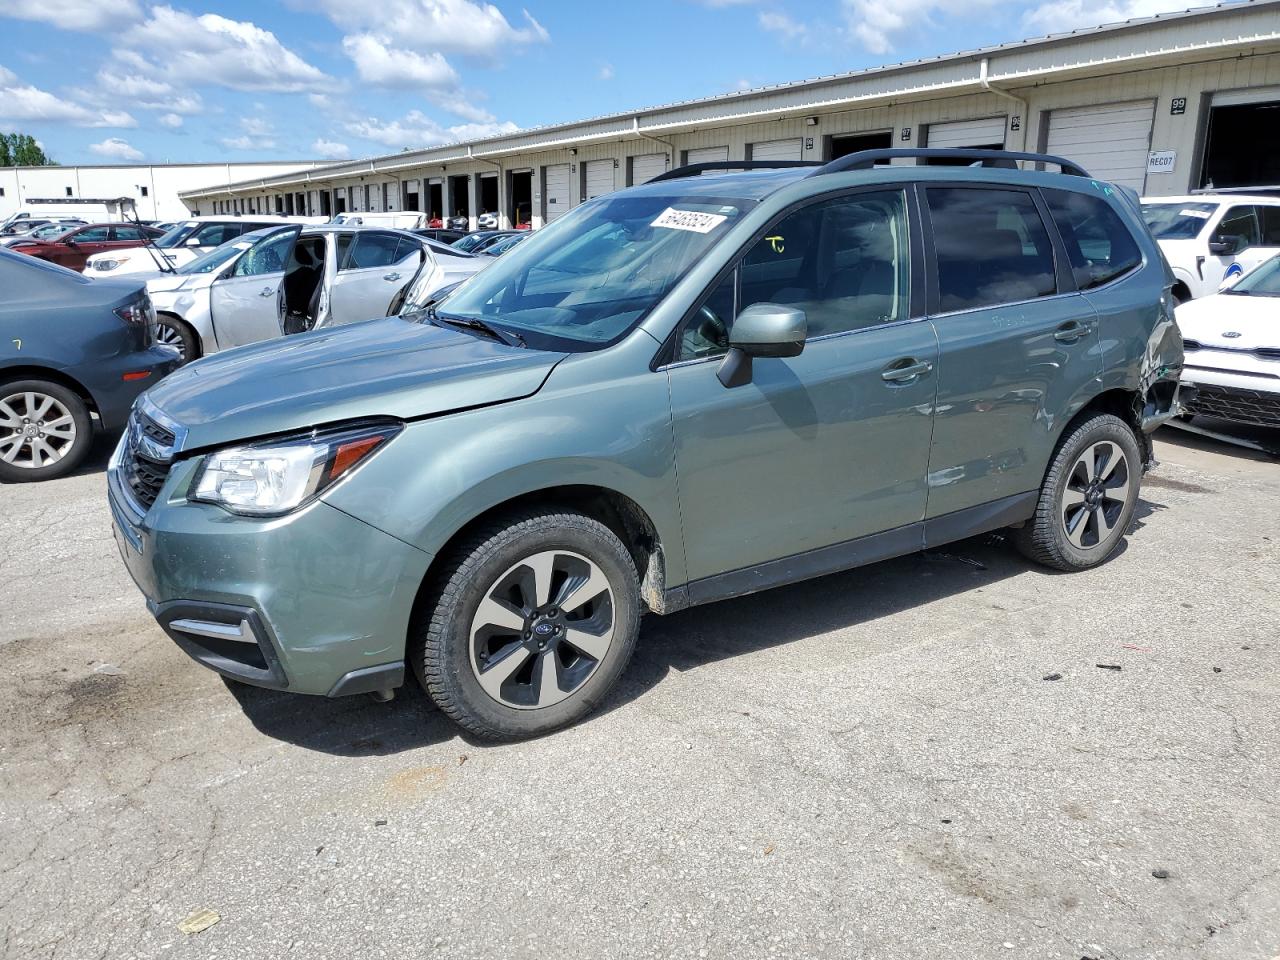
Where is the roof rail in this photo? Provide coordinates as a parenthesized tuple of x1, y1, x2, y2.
(811, 148, 1090, 178)
(649, 160, 821, 183)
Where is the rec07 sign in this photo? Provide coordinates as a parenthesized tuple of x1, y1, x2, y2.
(1147, 150, 1176, 175)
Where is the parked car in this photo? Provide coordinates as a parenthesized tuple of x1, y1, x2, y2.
(413, 228, 468, 245)
(0, 217, 86, 239)
(452, 230, 517, 253)
(1174, 253, 1280, 429)
(108, 148, 1184, 739)
(85, 217, 295, 276)
(145, 224, 485, 362)
(0, 221, 84, 247)
(1141, 194, 1280, 302)
(9, 222, 165, 272)
(446, 215, 469, 231)
(331, 211, 428, 230)
(476, 211, 499, 230)
(478, 232, 530, 257)
(0, 249, 180, 482)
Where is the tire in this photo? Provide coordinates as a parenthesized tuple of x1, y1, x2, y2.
(1015, 413, 1142, 572)
(155, 314, 198, 364)
(413, 508, 641, 740)
(0, 379, 94, 483)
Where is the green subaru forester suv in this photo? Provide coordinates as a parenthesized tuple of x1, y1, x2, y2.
(109, 149, 1184, 739)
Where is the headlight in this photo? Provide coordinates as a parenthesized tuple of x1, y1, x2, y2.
(94, 257, 128, 270)
(190, 422, 401, 516)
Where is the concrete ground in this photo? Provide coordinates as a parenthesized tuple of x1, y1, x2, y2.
(1, 423, 1277, 960)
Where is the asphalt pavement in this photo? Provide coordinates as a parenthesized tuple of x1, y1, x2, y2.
(2, 424, 1278, 960)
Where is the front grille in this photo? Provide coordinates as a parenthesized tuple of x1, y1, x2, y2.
(119, 409, 175, 511)
(1182, 384, 1280, 427)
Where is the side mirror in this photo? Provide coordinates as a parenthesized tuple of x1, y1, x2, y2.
(1208, 234, 1242, 256)
(186, 237, 202, 246)
(717, 302, 807, 388)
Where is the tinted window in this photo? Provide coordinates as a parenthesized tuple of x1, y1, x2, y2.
(1217, 206, 1261, 249)
(112, 225, 146, 241)
(193, 223, 241, 246)
(73, 226, 111, 242)
(1259, 207, 1280, 246)
(1045, 189, 1142, 290)
(679, 190, 910, 359)
(341, 232, 403, 269)
(927, 187, 1056, 312)
(231, 230, 294, 277)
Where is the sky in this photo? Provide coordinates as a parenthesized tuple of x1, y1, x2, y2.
(0, 0, 1205, 166)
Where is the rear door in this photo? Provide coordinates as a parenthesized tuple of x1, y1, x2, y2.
(209, 226, 300, 348)
(922, 184, 1101, 520)
(328, 232, 422, 323)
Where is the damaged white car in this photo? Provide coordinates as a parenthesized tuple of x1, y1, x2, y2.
(145, 224, 485, 362)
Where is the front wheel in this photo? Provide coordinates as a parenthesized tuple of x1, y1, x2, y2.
(1015, 413, 1142, 571)
(0, 380, 93, 482)
(155, 315, 198, 364)
(413, 509, 641, 740)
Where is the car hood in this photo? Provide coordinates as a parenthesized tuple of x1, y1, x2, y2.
(1176, 294, 1279, 348)
(146, 316, 568, 452)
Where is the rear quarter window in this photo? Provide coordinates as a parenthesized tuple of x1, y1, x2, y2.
(1044, 189, 1142, 290)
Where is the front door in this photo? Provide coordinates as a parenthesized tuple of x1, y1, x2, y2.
(1204, 204, 1280, 291)
(54, 225, 112, 269)
(209, 226, 300, 349)
(667, 188, 937, 587)
(328, 231, 421, 324)
(922, 184, 1102, 519)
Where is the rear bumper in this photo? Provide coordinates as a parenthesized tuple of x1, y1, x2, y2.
(87, 346, 182, 430)
(107, 458, 433, 697)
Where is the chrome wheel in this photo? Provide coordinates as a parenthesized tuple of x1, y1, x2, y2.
(468, 549, 615, 710)
(155, 320, 188, 361)
(1061, 440, 1130, 550)
(0, 391, 78, 470)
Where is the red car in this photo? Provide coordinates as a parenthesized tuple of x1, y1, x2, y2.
(9, 222, 164, 272)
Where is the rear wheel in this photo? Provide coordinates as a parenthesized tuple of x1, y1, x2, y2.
(1015, 413, 1142, 571)
(413, 509, 640, 740)
(0, 380, 93, 482)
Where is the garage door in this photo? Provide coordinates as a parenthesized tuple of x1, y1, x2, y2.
(925, 117, 1006, 150)
(631, 153, 668, 185)
(1046, 100, 1155, 192)
(544, 164, 570, 221)
(584, 160, 614, 200)
(686, 146, 729, 165)
(751, 138, 802, 162)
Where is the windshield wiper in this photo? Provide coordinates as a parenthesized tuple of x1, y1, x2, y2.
(427, 306, 525, 347)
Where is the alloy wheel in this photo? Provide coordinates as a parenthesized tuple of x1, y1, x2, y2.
(155, 321, 187, 361)
(1061, 440, 1130, 550)
(468, 549, 615, 710)
(0, 391, 78, 470)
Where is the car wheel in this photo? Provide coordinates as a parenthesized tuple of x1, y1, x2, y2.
(414, 509, 641, 740)
(1015, 413, 1142, 572)
(0, 379, 93, 483)
(155, 315, 198, 364)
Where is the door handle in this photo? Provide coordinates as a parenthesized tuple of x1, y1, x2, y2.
(383, 272, 402, 282)
(1054, 321, 1089, 343)
(881, 358, 933, 383)
(259, 286, 275, 297)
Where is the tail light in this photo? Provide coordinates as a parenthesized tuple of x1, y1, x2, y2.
(114, 294, 157, 345)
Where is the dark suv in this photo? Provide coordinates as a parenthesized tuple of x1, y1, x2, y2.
(110, 149, 1184, 739)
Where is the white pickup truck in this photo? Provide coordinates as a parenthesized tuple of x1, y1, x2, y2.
(1141, 194, 1280, 302)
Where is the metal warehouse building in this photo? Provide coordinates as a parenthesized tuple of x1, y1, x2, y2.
(182, 0, 1280, 232)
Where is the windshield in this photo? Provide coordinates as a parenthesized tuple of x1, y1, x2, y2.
(437, 194, 751, 350)
(177, 238, 255, 274)
(153, 221, 197, 249)
(1141, 202, 1217, 240)
(1225, 255, 1280, 297)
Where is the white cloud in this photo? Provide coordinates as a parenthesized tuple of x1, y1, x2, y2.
(341, 33, 460, 88)
(219, 134, 278, 150)
(310, 0, 549, 59)
(841, 0, 995, 54)
(346, 109, 517, 149)
(158, 112, 183, 128)
(82, 53, 205, 115)
(6, 0, 142, 32)
(1022, 0, 1185, 33)
(89, 137, 143, 160)
(758, 10, 809, 41)
(598, 63, 615, 81)
(122, 6, 332, 93)
(240, 116, 274, 137)
(311, 138, 351, 159)
(0, 64, 138, 128)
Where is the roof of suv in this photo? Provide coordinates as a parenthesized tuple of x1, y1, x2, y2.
(1141, 194, 1280, 205)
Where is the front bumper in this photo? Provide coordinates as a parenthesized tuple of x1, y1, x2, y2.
(1180, 371, 1280, 428)
(107, 453, 433, 697)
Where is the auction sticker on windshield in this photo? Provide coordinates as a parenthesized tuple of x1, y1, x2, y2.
(651, 208, 728, 234)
